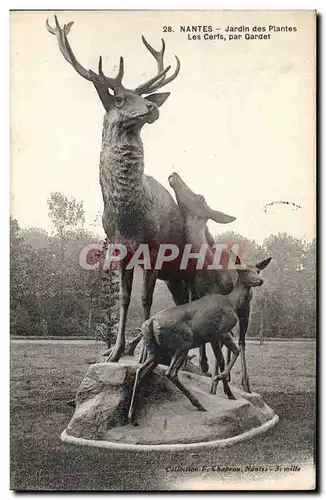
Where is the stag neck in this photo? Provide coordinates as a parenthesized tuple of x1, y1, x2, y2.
(99, 116, 146, 214)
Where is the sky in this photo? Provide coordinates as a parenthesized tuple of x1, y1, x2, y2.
(10, 10, 316, 243)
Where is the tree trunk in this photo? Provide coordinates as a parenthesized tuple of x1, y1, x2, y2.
(88, 292, 93, 333)
(259, 307, 264, 345)
(59, 226, 65, 304)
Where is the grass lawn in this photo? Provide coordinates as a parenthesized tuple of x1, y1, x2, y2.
(10, 340, 316, 491)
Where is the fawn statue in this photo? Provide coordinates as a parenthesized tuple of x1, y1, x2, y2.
(128, 257, 271, 422)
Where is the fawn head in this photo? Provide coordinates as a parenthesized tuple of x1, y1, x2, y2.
(238, 258, 272, 287)
(168, 172, 236, 225)
(46, 16, 180, 130)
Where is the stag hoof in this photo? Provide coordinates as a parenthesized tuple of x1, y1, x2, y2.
(102, 348, 113, 357)
(107, 346, 124, 362)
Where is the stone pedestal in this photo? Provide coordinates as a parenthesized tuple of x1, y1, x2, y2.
(62, 362, 279, 450)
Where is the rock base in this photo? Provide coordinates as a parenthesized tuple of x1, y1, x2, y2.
(63, 362, 279, 449)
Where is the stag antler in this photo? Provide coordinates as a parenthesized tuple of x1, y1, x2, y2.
(46, 15, 124, 91)
(46, 16, 180, 96)
(135, 36, 180, 95)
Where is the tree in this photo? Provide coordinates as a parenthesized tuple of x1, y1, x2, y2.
(47, 192, 85, 303)
(20, 227, 49, 250)
(214, 231, 265, 264)
(88, 239, 119, 348)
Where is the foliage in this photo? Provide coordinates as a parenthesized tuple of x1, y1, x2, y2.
(10, 203, 316, 338)
(89, 239, 120, 348)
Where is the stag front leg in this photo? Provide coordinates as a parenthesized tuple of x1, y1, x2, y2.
(109, 262, 134, 362)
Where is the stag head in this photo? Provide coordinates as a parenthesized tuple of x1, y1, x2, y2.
(46, 16, 180, 129)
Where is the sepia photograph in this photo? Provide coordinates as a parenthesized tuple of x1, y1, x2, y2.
(10, 9, 316, 491)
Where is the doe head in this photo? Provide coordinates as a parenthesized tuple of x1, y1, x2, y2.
(238, 257, 272, 288)
(46, 17, 180, 130)
(168, 172, 236, 225)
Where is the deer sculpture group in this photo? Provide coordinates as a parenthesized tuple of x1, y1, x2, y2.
(47, 17, 272, 415)
(46, 15, 234, 366)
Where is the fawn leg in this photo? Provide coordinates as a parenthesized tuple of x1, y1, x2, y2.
(126, 270, 158, 357)
(209, 343, 220, 396)
(199, 345, 209, 374)
(214, 333, 239, 381)
(227, 330, 235, 382)
(166, 352, 206, 412)
(240, 342, 251, 393)
(210, 341, 235, 399)
(128, 354, 158, 422)
(168, 375, 207, 412)
(189, 282, 209, 374)
(109, 262, 134, 362)
(238, 309, 251, 392)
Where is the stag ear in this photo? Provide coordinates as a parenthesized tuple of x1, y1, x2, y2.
(146, 92, 170, 108)
(209, 210, 236, 224)
(256, 257, 272, 270)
